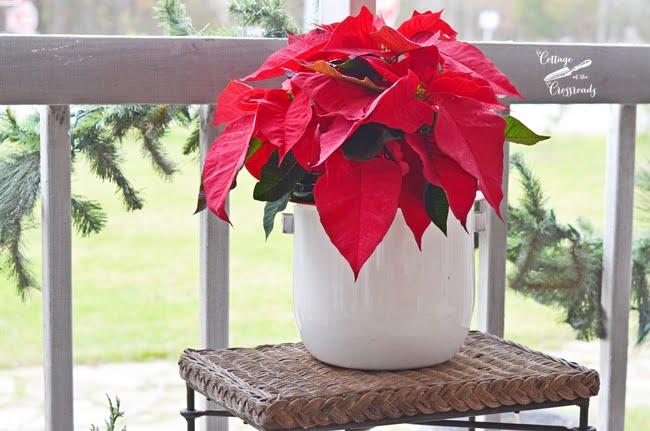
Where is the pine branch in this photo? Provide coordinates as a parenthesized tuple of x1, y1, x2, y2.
(635, 162, 650, 228)
(632, 238, 650, 343)
(90, 396, 127, 431)
(0, 150, 41, 298)
(228, 0, 300, 37)
(154, 0, 197, 36)
(183, 120, 200, 156)
(0, 219, 39, 300)
(0, 108, 40, 150)
(72, 195, 108, 237)
(80, 137, 144, 211)
(136, 105, 180, 177)
(101, 105, 191, 177)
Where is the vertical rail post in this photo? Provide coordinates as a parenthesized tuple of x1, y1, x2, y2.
(303, 0, 319, 30)
(475, 136, 509, 431)
(41, 105, 73, 431)
(477, 140, 509, 338)
(599, 104, 636, 431)
(199, 105, 229, 431)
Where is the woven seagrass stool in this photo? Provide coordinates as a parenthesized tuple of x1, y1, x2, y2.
(178, 331, 599, 431)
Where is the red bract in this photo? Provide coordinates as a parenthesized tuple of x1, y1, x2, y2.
(432, 95, 506, 216)
(365, 70, 434, 133)
(213, 81, 258, 125)
(394, 142, 431, 248)
(282, 89, 313, 160)
(203, 114, 257, 224)
(201, 6, 526, 277)
(437, 40, 523, 98)
(397, 10, 457, 41)
(289, 71, 378, 120)
(245, 142, 275, 180)
(243, 29, 332, 81)
(313, 151, 402, 279)
(323, 6, 385, 56)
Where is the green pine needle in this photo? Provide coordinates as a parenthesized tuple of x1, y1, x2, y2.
(90, 396, 127, 431)
(228, 0, 299, 37)
(154, 0, 197, 36)
(183, 120, 200, 156)
(0, 148, 41, 299)
(72, 196, 108, 237)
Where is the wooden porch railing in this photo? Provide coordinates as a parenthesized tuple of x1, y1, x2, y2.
(1, 4, 649, 431)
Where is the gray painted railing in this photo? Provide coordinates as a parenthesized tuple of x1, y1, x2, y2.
(1, 7, 649, 431)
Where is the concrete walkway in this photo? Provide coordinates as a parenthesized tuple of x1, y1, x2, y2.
(1, 340, 648, 431)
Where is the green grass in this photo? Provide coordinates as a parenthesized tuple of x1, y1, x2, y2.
(625, 405, 650, 430)
(1, 130, 649, 368)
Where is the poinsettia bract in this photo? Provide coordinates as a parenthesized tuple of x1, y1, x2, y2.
(201, 7, 533, 278)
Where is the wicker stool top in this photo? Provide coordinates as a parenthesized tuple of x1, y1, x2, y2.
(178, 331, 599, 431)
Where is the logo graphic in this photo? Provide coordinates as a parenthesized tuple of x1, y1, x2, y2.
(537, 50, 596, 98)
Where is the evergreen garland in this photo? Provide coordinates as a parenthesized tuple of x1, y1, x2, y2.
(508, 154, 650, 344)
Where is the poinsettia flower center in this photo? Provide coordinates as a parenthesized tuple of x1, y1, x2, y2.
(415, 83, 428, 100)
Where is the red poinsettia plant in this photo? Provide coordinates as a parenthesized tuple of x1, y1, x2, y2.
(200, 7, 547, 278)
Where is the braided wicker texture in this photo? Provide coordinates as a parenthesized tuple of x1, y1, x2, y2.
(178, 331, 599, 431)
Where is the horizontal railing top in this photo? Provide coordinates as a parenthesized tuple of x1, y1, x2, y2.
(1, 35, 649, 105)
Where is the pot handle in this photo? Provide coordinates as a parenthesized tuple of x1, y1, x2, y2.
(474, 211, 486, 232)
(282, 213, 295, 234)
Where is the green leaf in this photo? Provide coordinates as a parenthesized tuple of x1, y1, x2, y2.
(336, 57, 384, 83)
(424, 183, 449, 236)
(194, 180, 207, 214)
(342, 124, 384, 161)
(245, 137, 264, 162)
(253, 151, 306, 202)
(263, 193, 290, 239)
(504, 116, 550, 146)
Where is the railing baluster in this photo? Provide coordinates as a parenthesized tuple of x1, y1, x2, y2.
(40, 104, 73, 431)
(474, 133, 509, 431)
(199, 105, 229, 431)
(599, 104, 636, 431)
(477, 141, 509, 338)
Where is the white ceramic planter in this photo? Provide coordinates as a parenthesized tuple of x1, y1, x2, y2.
(292, 204, 475, 370)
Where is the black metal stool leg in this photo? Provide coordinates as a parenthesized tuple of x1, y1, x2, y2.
(468, 416, 476, 431)
(186, 385, 196, 431)
(574, 399, 596, 431)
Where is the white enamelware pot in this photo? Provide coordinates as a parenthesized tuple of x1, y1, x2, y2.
(292, 203, 475, 370)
